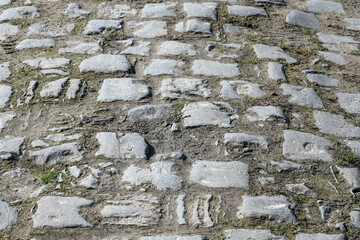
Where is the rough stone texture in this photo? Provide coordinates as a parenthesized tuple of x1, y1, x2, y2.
(32, 196, 93, 228)
(224, 133, 268, 149)
(314, 110, 360, 137)
(59, 42, 102, 55)
(345, 140, 360, 157)
(246, 106, 289, 123)
(336, 93, 360, 114)
(176, 19, 212, 34)
(23, 58, 71, 69)
(0, 6, 40, 22)
(318, 51, 347, 66)
(281, 83, 324, 109)
(308, 0, 345, 14)
(0, 200, 18, 230)
(283, 130, 333, 162)
(0, 85, 12, 108)
(190, 161, 249, 188)
(350, 211, 360, 229)
(192, 60, 240, 78)
(97, 78, 150, 102)
(0, 111, 15, 132)
(253, 44, 298, 63)
(16, 39, 54, 50)
(345, 18, 360, 31)
(97, 3, 137, 19)
(286, 183, 315, 196)
(220, 80, 265, 100)
(224, 229, 285, 240)
(29, 143, 83, 165)
(144, 59, 184, 76)
(0, 62, 11, 81)
(159, 78, 211, 99)
(286, 10, 320, 30)
(0, 23, 18, 41)
(228, 5, 268, 17)
(183, 3, 218, 21)
(268, 62, 286, 81)
(0, 136, 24, 155)
(63, 3, 90, 19)
(156, 41, 197, 56)
(271, 161, 301, 172)
(128, 21, 167, 38)
(83, 20, 122, 35)
(127, 105, 174, 121)
(237, 195, 297, 224)
(337, 167, 360, 193)
(79, 55, 131, 73)
(141, 3, 177, 19)
(40, 77, 68, 98)
(295, 233, 346, 240)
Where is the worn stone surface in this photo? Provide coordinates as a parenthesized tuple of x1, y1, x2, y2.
(253, 44, 298, 63)
(192, 60, 240, 78)
(246, 106, 289, 123)
(83, 20, 122, 35)
(224, 133, 268, 149)
(127, 105, 174, 122)
(308, 0, 345, 14)
(268, 62, 286, 81)
(286, 10, 320, 30)
(144, 59, 184, 76)
(306, 74, 339, 87)
(337, 167, 360, 193)
(79, 55, 131, 73)
(29, 143, 83, 165)
(16, 39, 54, 50)
(228, 5, 268, 17)
(0, 200, 18, 230)
(0, 6, 40, 22)
(184, 3, 218, 21)
(318, 51, 347, 65)
(220, 80, 265, 100)
(345, 18, 360, 31)
(141, 3, 177, 19)
(159, 78, 211, 99)
(224, 229, 285, 240)
(336, 93, 360, 114)
(40, 77, 68, 98)
(295, 233, 346, 240)
(128, 21, 167, 38)
(156, 41, 197, 56)
(281, 83, 324, 109)
(23, 58, 71, 69)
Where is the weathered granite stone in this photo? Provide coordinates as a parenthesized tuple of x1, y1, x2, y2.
(268, 62, 286, 81)
(224, 133, 268, 149)
(40, 77, 68, 98)
(345, 140, 360, 157)
(237, 195, 297, 224)
(97, 3, 137, 19)
(336, 93, 360, 114)
(63, 3, 90, 19)
(192, 60, 240, 78)
(101, 194, 161, 226)
(128, 21, 167, 38)
(121, 41, 151, 56)
(122, 162, 182, 190)
(141, 3, 177, 18)
(66, 79, 81, 99)
(224, 229, 285, 240)
(183, 2, 218, 20)
(127, 105, 174, 121)
(32, 196, 93, 228)
(79, 55, 131, 73)
(23, 58, 70, 69)
(29, 143, 83, 165)
(83, 20, 122, 35)
(0, 62, 10, 81)
(286, 10, 320, 29)
(345, 18, 360, 31)
(16, 39, 54, 50)
(286, 183, 315, 196)
(97, 78, 149, 102)
(319, 51, 347, 65)
(0, 23, 18, 41)
(182, 102, 232, 128)
(337, 166, 360, 192)
(0, 111, 15, 132)
(220, 80, 265, 100)
(31, 140, 49, 148)
(0, 85, 11, 108)
(283, 130, 333, 162)
(190, 161, 249, 188)
(228, 5, 268, 17)
(247, 106, 289, 123)
(79, 174, 99, 189)
(144, 59, 184, 76)
(308, 0, 345, 14)
(159, 78, 211, 99)
(281, 84, 324, 109)
(253, 44, 298, 63)
(0, 200, 17, 230)
(295, 233, 346, 240)
(59, 42, 102, 55)
(314, 110, 360, 137)
(306, 74, 339, 87)
(0, 6, 40, 22)
(156, 41, 197, 56)
(0, 136, 23, 155)
(350, 210, 360, 229)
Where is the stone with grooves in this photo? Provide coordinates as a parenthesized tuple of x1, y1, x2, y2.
(127, 105, 174, 121)
(0, 200, 17, 230)
(295, 233, 346, 240)
(268, 62, 286, 81)
(283, 130, 333, 162)
(79, 55, 131, 73)
(237, 195, 297, 224)
(16, 39, 54, 50)
(83, 20, 122, 35)
(192, 60, 240, 78)
(156, 41, 197, 56)
(0, 62, 10, 81)
(182, 102, 232, 128)
(253, 44, 298, 64)
(141, 3, 177, 18)
(0, 85, 11, 108)
(23, 58, 70, 69)
(0, 6, 40, 22)
(306, 74, 339, 87)
(228, 5, 268, 17)
(246, 106, 289, 123)
(128, 21, 167, 38)
(29, 143, 83, 165)
(40, 77, 68, 98)
(281, 83, 324, 109)
(286, 10, 320, 30)
(98, 78, 149, 102)
(183, 3, 218, 20)
(220, 80, 265, 100)
(122, 162, 182, 190)
(336, 93, 360, 114)
(314, 110, 360, 138)
(144, 59, 184, 76)
(32, 196, 93, 228)
(336, 167, 360, 193)
(190, 161, 249, 188)
(224, 133, 268, 149)
(225, 229, 285, 240)
(159, 78, 211, 99)
(308, 0, 345, 14)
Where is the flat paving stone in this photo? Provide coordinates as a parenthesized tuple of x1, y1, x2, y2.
(0, 62, 10, 81)
(0, 23, 18, 41)
(79, 174, 99, 189)
(0, 136, 24, 156)
(295, 233, 346, 240)
(316, 32, 358, 45)
(190, 161, 249, 188)
(0, 200, 17, 230)
(59, 42, 102, 55)
(345, 18, 360, 31)
(224, 229, 285, 240)
(32, 196, 93, 228)
(350, 210, 360, 229)
(286, 183, 315, 196)
(183, 2, 218, 20)
(336, 93, 360, 114)
(0, 0, 10, 6)
(270, 160, 301, 172)
(308, 0, 345, 14)
(127, 104, 174, 121)
(268, 62, 287, 81)
(253, 44, 298, 64)
(220, 80, 265, 100)
(139, 236, 203, 240)
(144, 59, 184, 76)
(97, 3, 137, 19)
(237, 195, 297, 224)
(286, 10, 320, 30)
(122, 162, 182, 190)
(182, 102, 232, 128)
(83, 20, 122, 35)
(318, 51, 347, 65)
(23, 58, 71, 69)
(97, 78, 150, 102)
(228, 5, 268, 17)
(314, 110, 360, 137)
(306, 74, 339, 87)
(0, 111, 15, 133)
(192, 60, 240, 78)
(16, 39, 54, 50)
(224, 133, 268, 149)
(40, 77, 68, 98)
(246, 106, 289, 123)
(176, 19, 212, 34)
(283, 130, 333, 162)
(121, 41, 151, 56)
(156, 41, 197, 56)
(281, 83, 324, 109)
(66, 78, 81, 99)
(128, 21, 167, 38)
(141, 3, 177, 18)
(159, 78, 211, 99)
(95, 132, 120, 159)
(0, 85, 11, 108)
(337, 166, 360, 193)
(0, 6, 40, 22)
(79, 55, 131, 73)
